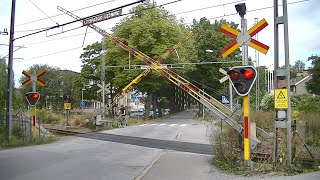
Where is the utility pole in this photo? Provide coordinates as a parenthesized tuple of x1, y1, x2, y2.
(254, 18, 260, 110)
(273, 0, 292, 167)
(101, 38, 106, 118)
(5, 0, 17, 142)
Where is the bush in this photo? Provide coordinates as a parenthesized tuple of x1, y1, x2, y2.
(36, 109, 60, 124)
(260, 93, 320, 113)
(211, 125, 244, 173)
(260, 94, 274, 111)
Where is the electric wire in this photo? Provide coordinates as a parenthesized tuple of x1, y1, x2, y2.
(175, 0, 245, 15)
(20, 0, 309, 62)
(16, 0, 117, 27)
(18, 0, 308, 46)
(15, 0, 184, 33)
(27, 0, 59, 26)
(22, 46, 83, 62)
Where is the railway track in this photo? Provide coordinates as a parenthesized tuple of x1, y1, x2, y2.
(46, 128, 87, 136)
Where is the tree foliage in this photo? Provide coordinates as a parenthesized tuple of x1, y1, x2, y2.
(306, 55, 320, 95)
(19, 64, 79, 110)
(188, 18, 241, 99)
(0, 58, 7, 127)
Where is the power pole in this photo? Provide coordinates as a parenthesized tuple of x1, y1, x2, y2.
(273, 0, 292, 167)
(5, 0, 17, 142)
(101, 38, 106, 118)
(254, 18, 260, 111)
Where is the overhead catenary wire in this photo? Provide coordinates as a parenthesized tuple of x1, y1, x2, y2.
(15, 0, 184, 33)
(27, 0, 59, 26)
(22, 46, 83, 62)
(19, 0, 309, 62)
(16, 0, 117, 27)
(18, 0, 308, 47)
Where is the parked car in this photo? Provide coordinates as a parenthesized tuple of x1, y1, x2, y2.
(129, 110, 144, 117)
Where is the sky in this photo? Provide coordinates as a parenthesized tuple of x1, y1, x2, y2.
(0, 0, 319, 87)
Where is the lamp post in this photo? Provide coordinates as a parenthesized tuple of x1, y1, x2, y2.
(81, 88, 85, 103)
(265, 64, 273, 93)
(206, 49, 233, 111)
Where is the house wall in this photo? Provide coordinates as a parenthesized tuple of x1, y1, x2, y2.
(295, 76, 312, 94)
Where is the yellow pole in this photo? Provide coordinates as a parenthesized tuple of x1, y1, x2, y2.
(31, 106, 36, 138)
(243, 95, 250, 161)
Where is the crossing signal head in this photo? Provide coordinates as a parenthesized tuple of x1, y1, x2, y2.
(64, 95, 71, 102)
(25, 92, 40, 106)
(227, 65, 257, 96)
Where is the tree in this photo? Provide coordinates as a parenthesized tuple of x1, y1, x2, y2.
(306, 55, 320, 95)
(290, 60, 306, 79)
(294, 60, 305, 73)
(0, 58, 7, 128)
(187, 18, 241, 100)
(19, 64, 79, 110)
(103, 3, 193, 119)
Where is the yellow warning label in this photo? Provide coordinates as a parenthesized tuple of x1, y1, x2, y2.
(275, 89, 288, 109)
(64, 103, 71, 110)
(277, 91, 286, 99)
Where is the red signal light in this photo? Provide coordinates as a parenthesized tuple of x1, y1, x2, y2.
(242, 69, 253, 79)
(32, 93, 39, 99)
(25, 92, 40, 106)
(228, 70, 239, 80)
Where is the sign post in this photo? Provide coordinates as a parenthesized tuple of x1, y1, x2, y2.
(219, 68, 233, 111)
(220, 3, 269, 167)
(22, 70, 46, 138)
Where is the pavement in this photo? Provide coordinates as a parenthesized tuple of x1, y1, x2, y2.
(0, 109, 319, 180)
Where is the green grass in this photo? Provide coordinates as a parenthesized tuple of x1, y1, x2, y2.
(0, 135, 57, 148)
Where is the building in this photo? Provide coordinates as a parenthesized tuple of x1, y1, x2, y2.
(276, 70, 312, 94)
(290, 74, 312, 94)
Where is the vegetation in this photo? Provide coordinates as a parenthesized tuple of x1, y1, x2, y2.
(0, 4, 319, 174)
(306, 55, 320, 95)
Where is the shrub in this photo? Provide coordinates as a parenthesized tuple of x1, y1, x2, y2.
(36, 109, 60, 124)
(260, 94, 274, 111)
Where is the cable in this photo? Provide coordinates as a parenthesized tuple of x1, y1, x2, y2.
(175, 0, 245, 15)
(16, 0, 117, 27)
(22, 46, 83, 62)
(22, 29, 104, 46)
(27, 0, 59, 26)
(17, 0, 308, 44)
(15, 0, 184, 33)
(200, 0, 310, 23)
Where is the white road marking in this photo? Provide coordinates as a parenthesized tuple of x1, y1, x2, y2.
(159, 124, 167, 126)
(139, 124, 148, 126)
(168, 124, 177, 127)
(180, 124, 187, 127)
(148, 124, 156, 126)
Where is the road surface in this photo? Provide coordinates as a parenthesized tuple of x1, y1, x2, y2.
(0, 110, 319, 180)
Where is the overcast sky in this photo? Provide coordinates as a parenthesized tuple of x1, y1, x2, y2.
(0, 0, 319, 87)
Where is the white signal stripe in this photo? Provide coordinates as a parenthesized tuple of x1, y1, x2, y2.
(139, 124, 148, 126)
(169, 124, 177, 127)
(180, 124, 187, 127)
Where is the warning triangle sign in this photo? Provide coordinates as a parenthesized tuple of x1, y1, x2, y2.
(277, 91, 286, 99)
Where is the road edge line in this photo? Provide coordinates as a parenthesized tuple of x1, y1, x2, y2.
(176, 130, 183, 140)
(134, 151, 166, 180)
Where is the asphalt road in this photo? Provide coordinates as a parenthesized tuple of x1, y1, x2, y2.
(1, 110, 319, 180)
(0, 110, 211, 180)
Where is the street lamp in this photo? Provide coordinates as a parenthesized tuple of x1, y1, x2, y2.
(205, 49, 214, 53)
(81, 88, 85, 102)
(205, 49, 221, 59)
(265, 64, 273, 93)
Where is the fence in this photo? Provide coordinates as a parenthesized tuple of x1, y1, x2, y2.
(12, 109, 53, 142)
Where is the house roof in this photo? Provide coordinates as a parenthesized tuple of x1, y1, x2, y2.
(293, 74, 312, 86)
